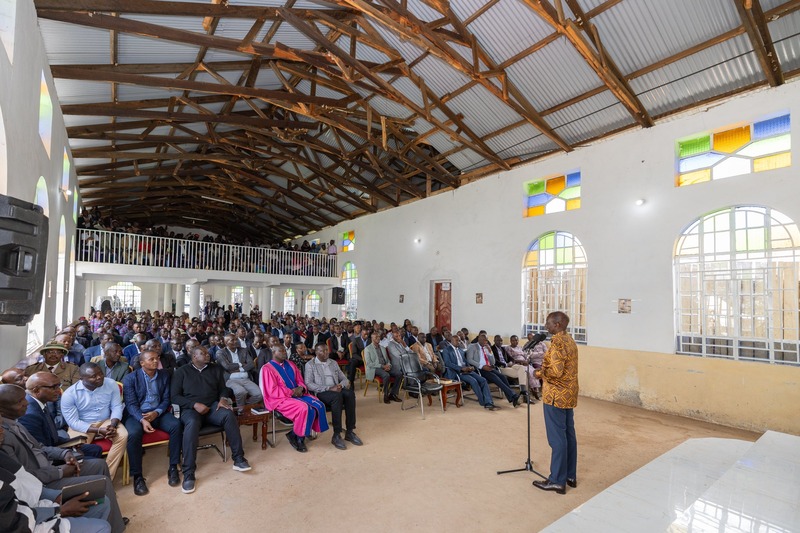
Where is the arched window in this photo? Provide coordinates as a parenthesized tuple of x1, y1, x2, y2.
(108, 282, 142, 312)
(284, 289, 295, 314)
(306, 290, 321, 318)
(232, 286, 244, 305)
(675, 205, 800, 364)
(341, 262, 358, 319)
(54, 217, 66, 329)
(39, 71, 53, 157)
(522, 231, 587, 342)
(34, 176, 49, 217)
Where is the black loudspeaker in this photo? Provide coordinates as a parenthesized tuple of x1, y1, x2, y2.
(331, 287, 345, 305)
(0, 194, 49, 326)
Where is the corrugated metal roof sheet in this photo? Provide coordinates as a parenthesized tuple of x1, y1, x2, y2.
(452, 0, 556, 65)
(592, 0, 740, 75)
(117, 34, 202, 65)
(505, 37, 602, 111)
(485, 123, 561, 159)
(39, 20, 110, 65)
(406, 0, 446, 23)
(411, 54, 472, 97)
(552, 102, 635, 145)
(545, 89, 624, 128)
(631, 34, 763, 116)
(54, 79, 111, 105)
(445, 147, 485, 171)
(770, 10, 800, 73)
(446, 84, 523, 137)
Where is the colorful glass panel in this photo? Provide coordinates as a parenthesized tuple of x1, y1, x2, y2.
(677, 169, 711, 187)
(713, 126, 750, 153)
(39, 72, 52, 157)
(342, 230, 355, 252)
(676, 114, 790, 187)
(523, 170, 581, 218)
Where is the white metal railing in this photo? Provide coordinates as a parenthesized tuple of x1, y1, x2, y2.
(77, 229, 338, 277)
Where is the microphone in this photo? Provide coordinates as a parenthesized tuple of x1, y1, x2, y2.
(522, 333, 547, 351)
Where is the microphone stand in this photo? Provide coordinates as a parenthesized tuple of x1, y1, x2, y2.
(497, 339, 547, 480)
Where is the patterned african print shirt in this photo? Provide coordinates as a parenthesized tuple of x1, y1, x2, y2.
(538, 331, 578, 409)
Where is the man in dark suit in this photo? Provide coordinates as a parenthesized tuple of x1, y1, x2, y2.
(18, 372, 102, 458)
(327, 323, 349, 362)
(123, 350, 182, 496)
(441, 332, 498, 410)
(304, 324, 327, 351)
(347, 327, 368, 389)
(216, 335, 262, 408)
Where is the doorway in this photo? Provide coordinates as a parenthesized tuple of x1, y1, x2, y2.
(432, 280, 452, 332)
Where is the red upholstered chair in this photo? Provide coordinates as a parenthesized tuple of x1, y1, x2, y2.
(121, 429, 171, 485)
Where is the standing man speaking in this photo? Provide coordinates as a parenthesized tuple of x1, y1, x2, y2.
(533, 311, 579, 495)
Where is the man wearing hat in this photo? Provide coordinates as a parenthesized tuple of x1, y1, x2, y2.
(24, 342, 80, 391)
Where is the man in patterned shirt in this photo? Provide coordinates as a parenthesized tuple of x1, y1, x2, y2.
(533, 311, 578, 495)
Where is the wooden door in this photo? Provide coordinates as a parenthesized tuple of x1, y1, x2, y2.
(434, 281, 452, 332)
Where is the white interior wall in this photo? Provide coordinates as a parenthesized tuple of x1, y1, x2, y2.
(303, 80, 800, 353)
(0, 0, 78, 368)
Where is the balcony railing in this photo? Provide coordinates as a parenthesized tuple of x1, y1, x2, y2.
(77, 229, 338, 277)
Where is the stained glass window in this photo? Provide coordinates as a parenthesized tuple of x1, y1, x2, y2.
(523, 170, 580, 218)
(38, 71, 53, 158)
(675, 206, 800, 364)
(342, 230, 355, 252)
(676, 114, 791, 187)
(284, 289, 295, 314)
(34, 176, 49, 217)
(522, 231, 587, 343)
(61, 148, 70, 199)
(341, 262, 358, 320)
(306, 290, 321, 318)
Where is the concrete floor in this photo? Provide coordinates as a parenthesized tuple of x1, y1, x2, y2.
(117, 392, 758, 532)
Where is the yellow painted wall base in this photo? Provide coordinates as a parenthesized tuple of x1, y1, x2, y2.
(578, 346, 800, 435)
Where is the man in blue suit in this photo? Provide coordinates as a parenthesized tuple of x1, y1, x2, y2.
(122, 334, 147, 364)
(122, 350, 182, 496)
(440, 331, 498, 410)
(83, 332, 114, 361)
(18, 372, 102, 458)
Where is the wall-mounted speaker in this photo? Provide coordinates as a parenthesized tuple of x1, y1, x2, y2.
(331, 287, 345, 305)
(0, 194, 49, 326)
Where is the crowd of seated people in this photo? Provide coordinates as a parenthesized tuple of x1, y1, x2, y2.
(2, 305, 548, 530)
(77, 211, 337, 275)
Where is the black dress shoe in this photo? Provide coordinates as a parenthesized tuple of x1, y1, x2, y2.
(383, 396, 390, 404)
(133, 476, 149, 496)
(123, 517, 130, 525)
(297, 437, 308, 453)
(567, 478, 577, 488)
(533, 480, 566, 494)
(331, 433, 347, 450)
(389, 395, 402, 403)
(286, 431, 300, 451)
(168, 466, 180, 487)
(512, 394, 521, 407)
(344, 431, 363, 446)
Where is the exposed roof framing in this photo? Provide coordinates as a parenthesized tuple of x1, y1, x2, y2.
(35, 0, 800, 241)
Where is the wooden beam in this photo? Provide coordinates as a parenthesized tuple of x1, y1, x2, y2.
(35, 0, 353, 20)
(522, 0, 653, 127)
(51, 66, 345, 108)
(62, 104, 317, 129)
(734, 0, 784, 87)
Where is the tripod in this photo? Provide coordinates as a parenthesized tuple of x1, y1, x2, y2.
(497, 382, 547, 479)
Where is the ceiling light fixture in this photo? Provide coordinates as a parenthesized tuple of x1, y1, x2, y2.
(201, 195, 234, 205)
